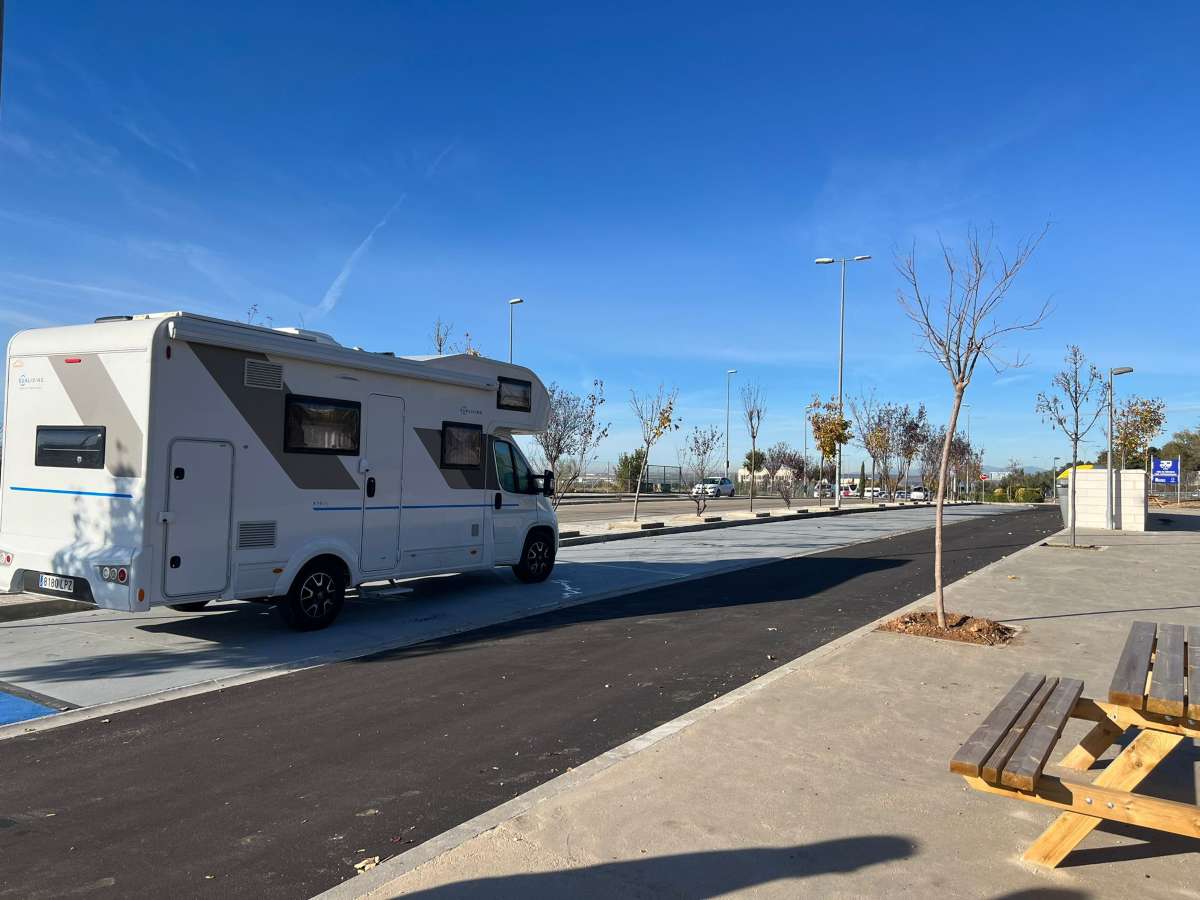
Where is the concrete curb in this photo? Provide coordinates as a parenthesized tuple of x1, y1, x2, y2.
(559, 501, 972, 546)
(316, 505, 1049, 900)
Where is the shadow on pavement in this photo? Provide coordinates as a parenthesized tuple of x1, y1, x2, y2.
(392, 836, 917, 899)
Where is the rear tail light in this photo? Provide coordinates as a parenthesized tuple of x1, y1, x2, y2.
(0, 550, 12, 566)
(96, 564, 130, 584)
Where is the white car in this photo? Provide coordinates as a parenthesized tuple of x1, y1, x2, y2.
(692, 477, 735, 498)
(910, 487, 929, 501)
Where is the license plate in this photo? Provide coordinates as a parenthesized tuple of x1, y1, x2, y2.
(38, 574, 74, 594)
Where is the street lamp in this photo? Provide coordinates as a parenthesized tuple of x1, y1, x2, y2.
(507, 297, 524, 363)
(815, 254, 871, 509)
(725, 369, 737, 480)
(1106, 366, 1134, 529)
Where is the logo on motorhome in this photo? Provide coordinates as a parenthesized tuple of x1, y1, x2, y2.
(16, 373, 45, 390)
(460, 405, 482, 416)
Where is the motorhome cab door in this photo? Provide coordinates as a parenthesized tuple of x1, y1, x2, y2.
(490, 437, 538, 562)
(164, 440, 234, 597)
(360, 394, 405, 573)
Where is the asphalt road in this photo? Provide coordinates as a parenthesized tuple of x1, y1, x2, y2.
(555, 494, 876, 524)
(0, 506, 1059, 899)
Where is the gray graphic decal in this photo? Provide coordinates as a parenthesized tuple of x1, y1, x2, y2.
(51, 355, 144, 477)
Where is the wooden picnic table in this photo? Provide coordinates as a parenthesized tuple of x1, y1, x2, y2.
(950, 620, 1200, 867)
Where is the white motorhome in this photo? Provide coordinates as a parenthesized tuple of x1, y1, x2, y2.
(0, 312, 559, 629)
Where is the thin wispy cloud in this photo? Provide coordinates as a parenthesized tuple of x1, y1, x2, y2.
(312, 138, 459, 319)
(118, 115, 198, 173)
(313, 194, 408, 319)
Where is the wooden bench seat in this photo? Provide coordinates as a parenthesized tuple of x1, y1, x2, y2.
(951, 673, 1084, 791)
(1108, 620, 1200, 721)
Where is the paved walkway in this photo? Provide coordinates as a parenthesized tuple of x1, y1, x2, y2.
(340, 512, 1200, 899)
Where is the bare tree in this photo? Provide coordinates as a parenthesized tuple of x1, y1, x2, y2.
(740, 383, 766, 512)
(851, 391, 901, 498)
(898, 223, 1049, 628)
(629, 385, 680, 521)
(774, 445, 803, 509)
(431, 318, 454, 355)
(532, 380, 610, 509)
(1036, 345, 1105, 547)
(763, 442, 790, 494)
(681, 425, 723, 516)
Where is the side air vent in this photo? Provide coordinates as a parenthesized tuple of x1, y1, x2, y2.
(244, 359, 283, 390)
(238, 521, 277, 549)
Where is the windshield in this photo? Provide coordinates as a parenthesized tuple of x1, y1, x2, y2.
(702, 478, 720, 484)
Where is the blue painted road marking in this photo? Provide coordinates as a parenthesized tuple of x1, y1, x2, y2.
(0, 691, 58, 726)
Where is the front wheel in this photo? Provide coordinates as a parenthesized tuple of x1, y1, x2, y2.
(281, 561, 345, 631)
(513, 532, 555, 583)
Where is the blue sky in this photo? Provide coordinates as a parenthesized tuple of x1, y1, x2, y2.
(2, 2, 1198, 473)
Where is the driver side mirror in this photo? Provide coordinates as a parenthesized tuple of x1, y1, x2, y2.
(542, 469, 555, 497)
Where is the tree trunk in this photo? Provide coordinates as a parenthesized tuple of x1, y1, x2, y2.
(1069, 438, 1079, 548)
(632, 451, 649, 521)
(932, 387, 966, 629)
(749, 437, 756, 513)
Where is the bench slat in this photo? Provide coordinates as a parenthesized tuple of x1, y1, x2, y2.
(982, 677, 1058, 783)
(1188, 626, 1200, 723)
(950, 673, 1046, 777)
(1001, 677, 1085, 791)
(1108, 620, 1157, 709)
(1147, 624, 1186, 717)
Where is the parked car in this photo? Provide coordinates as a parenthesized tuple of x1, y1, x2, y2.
(910, 487, 929, 501)
(894, 489, 909, 499)
(813, 485, 834, 499)
(691, 477, 735, 498)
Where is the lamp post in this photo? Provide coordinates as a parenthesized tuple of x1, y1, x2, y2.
(1106, 366, 1134, 529)
(815, 254, 871, 509)
(725, 369, 737, 480)
(507, 297, 524, 363)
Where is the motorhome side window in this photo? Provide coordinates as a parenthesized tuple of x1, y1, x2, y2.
(284, 395, 360, 455)
(35, 426, 106, 469)
(494, 440, 535, 493)
(441, 421, 483, 469)
(497, 377, 532, 412)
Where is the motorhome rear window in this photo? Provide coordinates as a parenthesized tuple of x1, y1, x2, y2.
(35, 426, 106, 469)
(441, 421, 483, 468)
(284, 395, 360, 455)
(497, 377, 532, 412)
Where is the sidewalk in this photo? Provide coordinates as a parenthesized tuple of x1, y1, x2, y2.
(339, 512, 1200, 899)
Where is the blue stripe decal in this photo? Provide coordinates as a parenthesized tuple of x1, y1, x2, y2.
(9, 486, 134, 500)
(312, 506, 361, 512)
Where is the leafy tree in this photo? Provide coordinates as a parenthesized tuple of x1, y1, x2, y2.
(1113, 396, 1167, 470)
(614, 448, 647, 493)
(742, 449, 765, 476)
(809, 395, 852, 506)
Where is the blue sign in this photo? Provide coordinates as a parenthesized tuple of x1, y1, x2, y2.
(1151, 457, 1180, 484)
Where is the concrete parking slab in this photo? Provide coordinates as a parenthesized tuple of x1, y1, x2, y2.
(0, 504, 1015, 726)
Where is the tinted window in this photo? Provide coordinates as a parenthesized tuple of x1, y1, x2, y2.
(284, 395, 360, 454)
(497, 377, 532, 412)
(442, 421, 483, 468)
(494, 441, 518, 492)
(511, 441, 534, 490)
(36, 426, 106, 469)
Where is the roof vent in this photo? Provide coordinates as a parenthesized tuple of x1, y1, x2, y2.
(272, 326, 340, 346)
(238, 521, 277, 549)
(244, 359, 283, 390)
(95, 315, 133, 323)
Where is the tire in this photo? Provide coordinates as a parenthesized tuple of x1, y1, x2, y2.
(281, 560, 346, 631)
(512, 532, 555, 584)
(168, 600, 211, 612)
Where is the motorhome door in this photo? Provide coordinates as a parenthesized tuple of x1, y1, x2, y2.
(361, 394, 405, 573)
(163, 440, 234, 597)
(490, 437, 538, 562)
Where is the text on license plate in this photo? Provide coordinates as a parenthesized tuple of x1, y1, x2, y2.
(39, 574, 74, 593)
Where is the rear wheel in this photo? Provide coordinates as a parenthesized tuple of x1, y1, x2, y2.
(168, 600, 211, 612)
(512, 532, 555, 583)
(281, 561, 345, 631)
